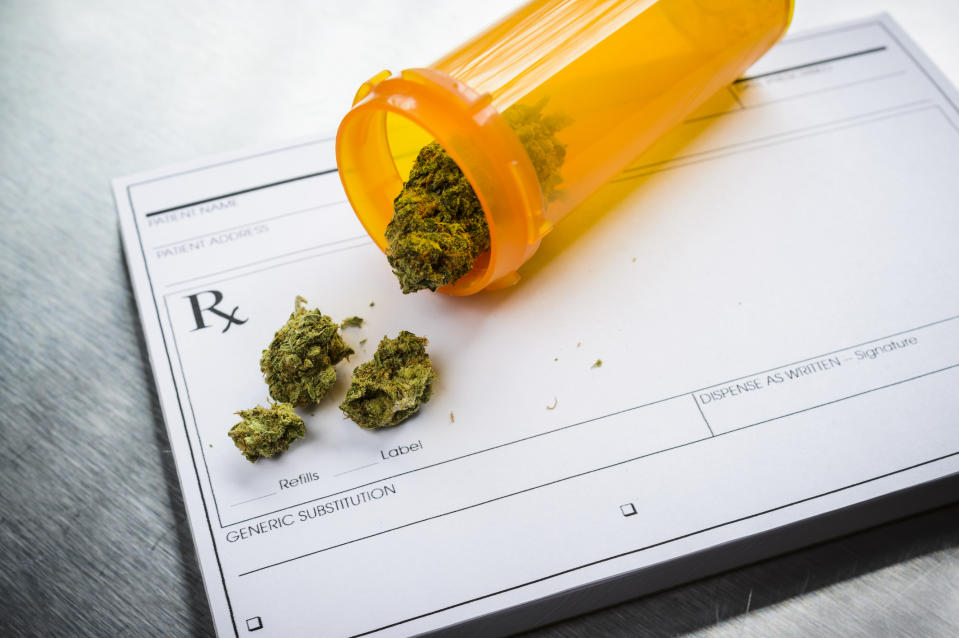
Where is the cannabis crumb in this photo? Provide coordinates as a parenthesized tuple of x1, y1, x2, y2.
(260, 296, 354, 407)
(359, 338, 367, 346)
(229, 403, 306, 463)
(631, 257, 636, 263)
(592, 359, 603, 368)
(449, 411, 455, 423)
(341, 316, 364, 329)
(546, 397, 558, 410)
(369, 301, 375, 307)
(576, 342, 582, 348)
(385, 100, 569, 293)
(340, 331, 438, 429)
(554, 357, 558, 362)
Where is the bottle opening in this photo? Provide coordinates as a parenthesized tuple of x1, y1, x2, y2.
(336, 68, 546, 295)
(384, 112, 432, 185)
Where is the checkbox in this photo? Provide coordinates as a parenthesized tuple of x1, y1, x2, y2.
(620, 503, 637, 517)
(246, 616, 263, 631)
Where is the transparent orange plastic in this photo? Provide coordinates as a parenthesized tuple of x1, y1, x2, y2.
(336, 0, 794, 295)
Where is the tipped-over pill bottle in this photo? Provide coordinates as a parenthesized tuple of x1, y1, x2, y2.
(336, 0, 794, 295)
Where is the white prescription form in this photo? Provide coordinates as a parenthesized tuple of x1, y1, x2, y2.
(114, 16, 959, 638)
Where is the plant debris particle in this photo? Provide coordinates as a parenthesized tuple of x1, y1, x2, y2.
(340, 331, 438, 429)
(449, 411, 455, 423)
(359, 338, 367, 346)
(341, 316, 364, 329)
(260, 296, 353, 407)
(369, 301, 375, 307)
(592, 359, 602, 368)
(229, 403, 305, 463)
(546, 397, 558, 410)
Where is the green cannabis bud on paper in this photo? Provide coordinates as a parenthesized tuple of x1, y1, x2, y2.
(229, 403, 306, 462)
(340, 331, 437, 429)
(385, 100, 569, 293)
(260, 296, 353, 406)
(340, 316, 364, 328)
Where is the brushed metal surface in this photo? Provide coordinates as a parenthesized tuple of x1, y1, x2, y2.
(1, 1, 956, 636)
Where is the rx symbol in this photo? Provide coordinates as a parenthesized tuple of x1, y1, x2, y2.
(185, 290, 248, 333)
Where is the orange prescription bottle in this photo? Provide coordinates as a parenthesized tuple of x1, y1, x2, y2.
(336, 0, 794, 295)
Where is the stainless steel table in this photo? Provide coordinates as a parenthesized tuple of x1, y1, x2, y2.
(1, 1, 957, 636)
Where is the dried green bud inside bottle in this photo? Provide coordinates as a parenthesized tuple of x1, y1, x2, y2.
(260, 296, 353, 406)
(229, 403, 306, 462)
(385, 100, 569, 294)
(340, 331, 437, 429)
(501, 100, 571, 202)
(385, 141, 489, 294)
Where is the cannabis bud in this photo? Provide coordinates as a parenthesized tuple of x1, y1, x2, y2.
(385, 100, 569, 294)
(385, 142, 489, 294)
(260, 296, 353, 406)
(340, 331, 437, 429)
(229, 403, 306, 462)
(502, 98, 571, 201)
